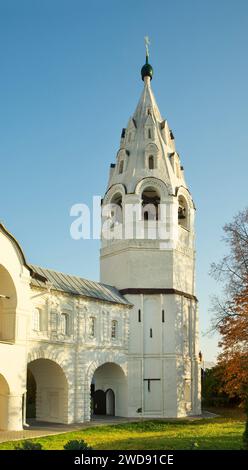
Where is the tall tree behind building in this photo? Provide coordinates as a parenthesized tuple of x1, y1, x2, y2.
(211, 208, 248, 447)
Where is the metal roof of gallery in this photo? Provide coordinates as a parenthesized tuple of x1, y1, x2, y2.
(30, 264, 131, 306)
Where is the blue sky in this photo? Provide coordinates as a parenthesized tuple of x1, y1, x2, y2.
(0, 0, 247, 361)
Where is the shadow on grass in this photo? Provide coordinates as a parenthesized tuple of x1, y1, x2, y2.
(95, 433, 243, 451)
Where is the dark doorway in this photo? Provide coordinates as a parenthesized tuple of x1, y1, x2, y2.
(90, 362, 127, 419)
(93, 389, 106, 415)
(106, 389, 115, 416)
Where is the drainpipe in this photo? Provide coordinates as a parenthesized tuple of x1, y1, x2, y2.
(22, 391, 29, 427)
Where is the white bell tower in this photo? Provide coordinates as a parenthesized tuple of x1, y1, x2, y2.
(100, 44, 201, 417)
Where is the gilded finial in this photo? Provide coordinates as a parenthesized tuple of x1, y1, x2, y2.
(144, 36, 150, 61)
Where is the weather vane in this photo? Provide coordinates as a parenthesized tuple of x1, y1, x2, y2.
(144, 36, 150, 58)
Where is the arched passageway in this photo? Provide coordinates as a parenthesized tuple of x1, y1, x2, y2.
(0, 374, 9, 430)
(0, 265, 17, 342)
(91, 362, 127, 418)
(27, 359, 68, 424)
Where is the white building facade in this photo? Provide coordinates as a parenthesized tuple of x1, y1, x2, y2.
(0, 55, 201, 431)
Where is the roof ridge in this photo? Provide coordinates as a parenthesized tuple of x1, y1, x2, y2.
(30, 264, 112, 288)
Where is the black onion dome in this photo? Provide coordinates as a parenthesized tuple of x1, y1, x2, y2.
(141, 55, 153, 81)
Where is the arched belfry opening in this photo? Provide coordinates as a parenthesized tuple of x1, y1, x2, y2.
(142, 187, 160, 221)
(91, 362, 127, 418)
(178, 195, 188, 229)
(109, 192, 123, 226)
(27, 359, 68, 424)
(0, 265, 17, 342)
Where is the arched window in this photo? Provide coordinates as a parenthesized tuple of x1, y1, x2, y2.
(148, 155, 154, 170)
(142, 187, 160, 221)
(119, 160, 124, 174)
(0, 265, 17, 341)
(111, 320, 118, 339)
(178, 196, 188, 229)
(33, 308, 41, 332)
(61, 313, 70, 336)
(89, 317, 96, 338)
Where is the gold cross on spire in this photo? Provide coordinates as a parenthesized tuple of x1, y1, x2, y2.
(144, 36, 150, 58)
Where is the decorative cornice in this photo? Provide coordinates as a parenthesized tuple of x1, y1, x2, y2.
(119, 287, 198, 302)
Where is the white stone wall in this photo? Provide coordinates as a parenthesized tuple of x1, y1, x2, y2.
(27, 288, 130, 424)
(126, 293, 200, 418)
(0, 228, 33, 430)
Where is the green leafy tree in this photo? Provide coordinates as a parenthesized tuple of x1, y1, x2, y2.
(202, 365, 234, 407)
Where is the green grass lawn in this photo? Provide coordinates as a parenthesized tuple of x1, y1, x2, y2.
(0, 408, 246, 450)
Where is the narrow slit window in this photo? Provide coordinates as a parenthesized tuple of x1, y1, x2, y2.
(148, 128, 152, 139)
(150, 328, 153, 338)
(148, 155, 154, 169)
(144, 211, 149, 221)
(138, 309, 141, 322)
(162, 310, 165, 323)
